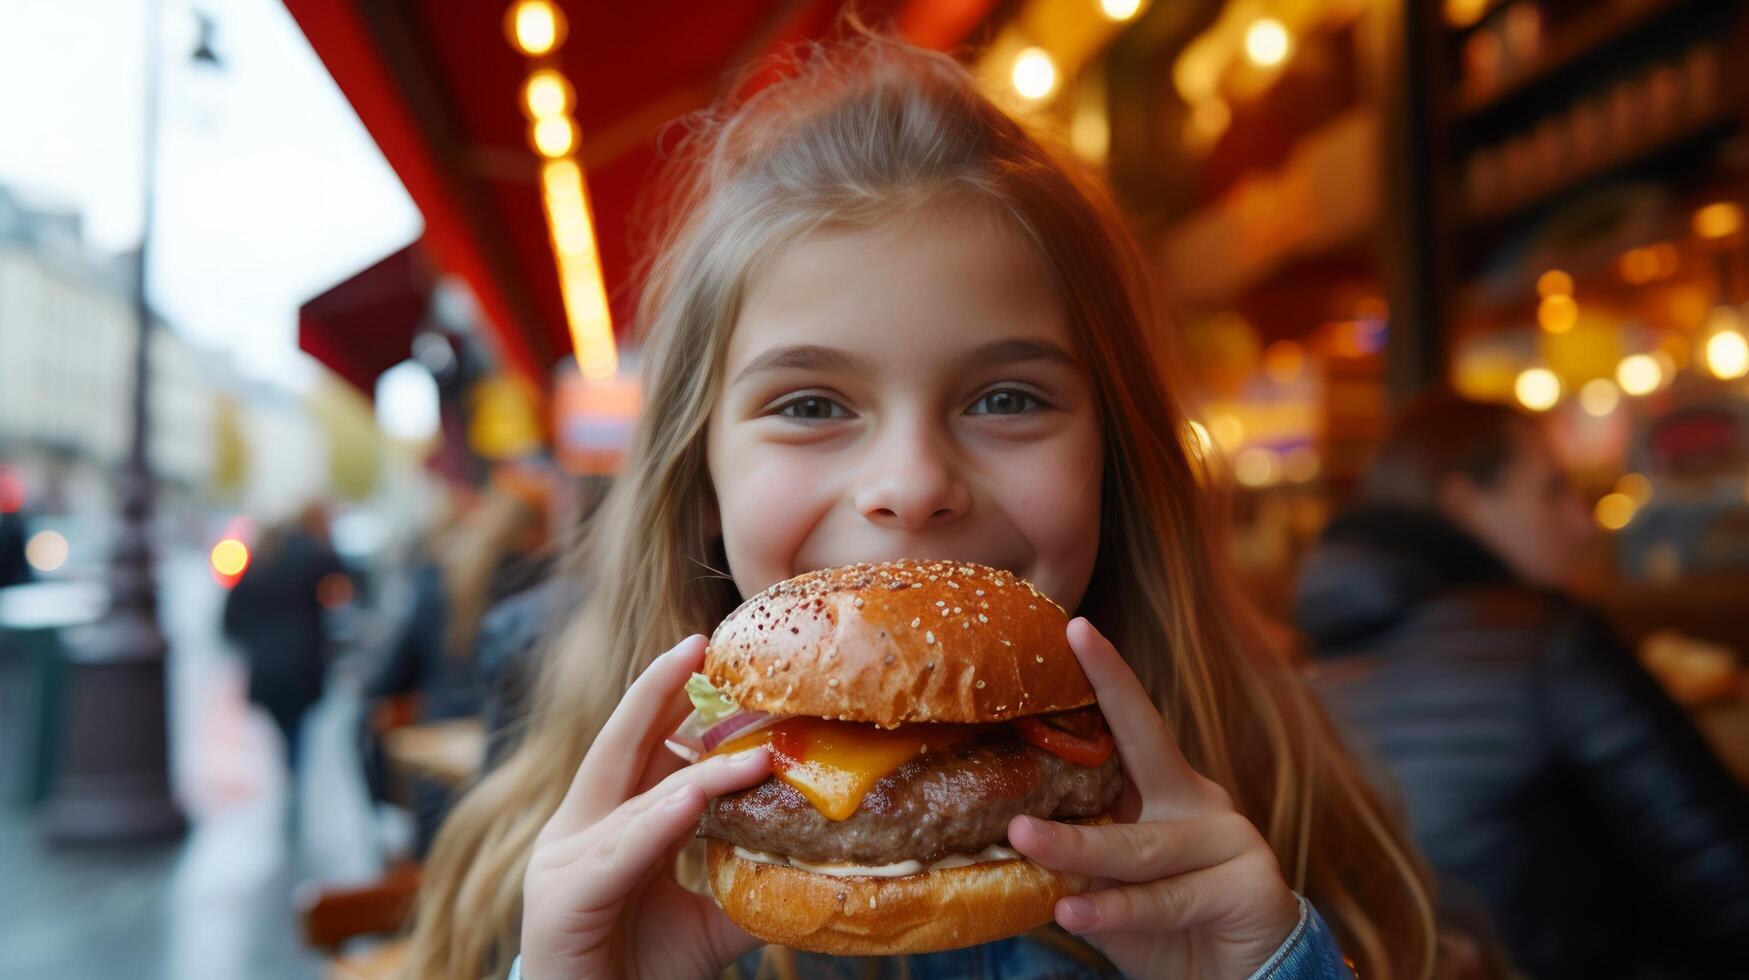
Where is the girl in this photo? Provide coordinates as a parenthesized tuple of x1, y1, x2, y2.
(407, 33, 1437, 980)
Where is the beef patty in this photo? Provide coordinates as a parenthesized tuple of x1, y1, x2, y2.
(697, 735, 1123, 865)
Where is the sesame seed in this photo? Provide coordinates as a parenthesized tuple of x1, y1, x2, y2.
(1001, 640, 1012, 647)
(925, 631, 935, 644)
(853, 597, 864, 608)
(936, 600, 946, 607)
(1029, 604, 1037, 610)
(911, 583, 922, 589)
(1036, 655, 1045, 663)
(911, 618, 921, 628)
(975, 680, 986, 689)
(946, 580, 959, 589)
(975, 589, 985, 596)
(994, 580, 1006, 588)
(869, 896, 877, 909)
(828, 678, 840, 687)
(978, 614, 988, 623)
(884, 654, 894, 665)
(953, 607, 961, 614)
(925, 661, 935, 669)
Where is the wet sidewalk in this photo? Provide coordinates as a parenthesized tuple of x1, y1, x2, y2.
(0, 550, 383, 979)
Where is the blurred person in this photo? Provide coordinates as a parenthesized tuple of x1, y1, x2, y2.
(222, 502, 346, 777)
(1296, 391, 1749, 978)
(364, 471, 552, 854)
(366, 469, 552, 721)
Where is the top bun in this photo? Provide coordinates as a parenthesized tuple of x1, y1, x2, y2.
(705, 560, 1093, 727)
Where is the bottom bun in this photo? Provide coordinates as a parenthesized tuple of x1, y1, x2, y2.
(704, 838, 1094, 955)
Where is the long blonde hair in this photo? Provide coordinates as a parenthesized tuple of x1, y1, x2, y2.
(407, 33, 1436, 980)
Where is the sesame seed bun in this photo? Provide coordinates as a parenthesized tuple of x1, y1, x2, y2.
(704, 837, 1095, 955)
(704, 560, 1093, 726)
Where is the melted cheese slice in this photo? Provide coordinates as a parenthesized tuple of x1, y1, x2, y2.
(706, 718, 973, 821)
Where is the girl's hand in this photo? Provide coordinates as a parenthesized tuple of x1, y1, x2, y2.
(520, 636, 773, 980)
(1008, 618, 1302, 979)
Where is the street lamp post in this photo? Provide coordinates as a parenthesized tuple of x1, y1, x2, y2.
(41, 0, 216, 843)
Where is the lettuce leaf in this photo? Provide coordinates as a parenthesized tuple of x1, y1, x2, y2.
(685, 672, 739, 724)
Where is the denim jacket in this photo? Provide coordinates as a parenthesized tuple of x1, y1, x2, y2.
(509, 894, 1349, 979)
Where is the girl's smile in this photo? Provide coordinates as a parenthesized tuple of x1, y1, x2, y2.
(707, 200, 1104, 610)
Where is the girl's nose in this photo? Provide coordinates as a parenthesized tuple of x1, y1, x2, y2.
(853, 426, 971, 532)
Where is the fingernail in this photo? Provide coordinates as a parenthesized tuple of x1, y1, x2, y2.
(1019, 815, 1055, 840)
(1058, 896, 1096, 931)
(665, 786, 693, 807)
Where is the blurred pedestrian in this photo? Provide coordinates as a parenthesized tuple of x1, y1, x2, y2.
(222, 502, 346, 777)
(365, 470, 551, 854)
(1296, 391, 1749, 978)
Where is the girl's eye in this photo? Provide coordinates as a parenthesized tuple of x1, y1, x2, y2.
(776, 395, 851, 421)
(967, 388, 1042, 416)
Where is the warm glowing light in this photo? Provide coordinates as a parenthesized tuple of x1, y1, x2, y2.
(1263, 340, 1305, 382)
(1616, 472, 1653, 506)
(1283, 446, 1320, 483)
(1693, 201, 1744, 240)
(1234, 447, 1281, 488)
(506, 0, 564, 56)
(541, 160, 618, 379)
(1187, 420, 1213, 457)
(1100, 0, 1144, 22)
(1617, 354, 1662, 396)
(1444, 0, 1488, 27)
(531, 115, 576, 158)
(1704, 328, 1749, 380)
(1012, 48, 1058, 101)
(1209, 413, 1246, 451)
(522, 69, 572, 119)
(1186, 98, 1231, 148)
(210, 538, 249, 578)
(1173, 47, 1221, 103)
(1619, 246, 1658, 284)
(1536, 269, 1573, 298)
(1594, 493, 1636, 531)
(0, 466, 22, 514)
(1244, 19, 1292, 68)
(1538, 294, 1578, 334)
(25, 530, 68, 573)
(1579, 378, 1620, 417)
(1514, 367, 1561, 411)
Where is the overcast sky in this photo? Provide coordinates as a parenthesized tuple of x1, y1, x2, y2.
(0, 0, 423, 386)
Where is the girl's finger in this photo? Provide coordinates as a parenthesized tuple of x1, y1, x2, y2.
(1007, 812, 1259, 884)
(545, 746, 772, 882)
(552, 635, 707, 832)
(1054, 863, 1229, 935)
(1066, 618, 1198, 804)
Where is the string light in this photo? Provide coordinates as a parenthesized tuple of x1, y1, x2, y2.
(1099, 0, 1144, 22)
(1514, 367, 1561, 411)
(506, 1, 564, 56)
(1244, 19, 1291, 68)
(1012, 48, 1058, 100)
(1617, 354, 1662, 396)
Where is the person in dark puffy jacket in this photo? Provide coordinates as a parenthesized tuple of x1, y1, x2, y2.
(1296, 392, 1749, 979)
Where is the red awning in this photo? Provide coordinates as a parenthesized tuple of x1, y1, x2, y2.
(297, 242, 434, 396)
(283, 0, 1000, 394)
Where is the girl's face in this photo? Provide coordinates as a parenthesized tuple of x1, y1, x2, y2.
(706, 202, 1104, 610)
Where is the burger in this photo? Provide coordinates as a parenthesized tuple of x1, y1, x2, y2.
(666, 559, 1123, 955)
